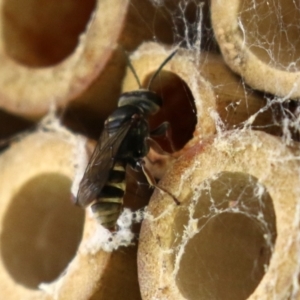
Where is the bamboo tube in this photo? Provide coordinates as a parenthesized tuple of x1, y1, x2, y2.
(0, 123, 142, 299)
(122, 42, 217, 153)
(138, 130, 300, 299)
(0, 0, 175, 120)
(211, 0, 300, 99)
(122, 43, 278, 155)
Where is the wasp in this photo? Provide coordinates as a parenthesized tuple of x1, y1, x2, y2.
(76, 49, 179, 230)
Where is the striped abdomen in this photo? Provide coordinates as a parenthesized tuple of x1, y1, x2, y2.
(91, 160, 126, 230)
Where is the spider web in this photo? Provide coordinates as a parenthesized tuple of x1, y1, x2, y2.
(134, 0, 300, 299)
(0, 0, 298, 298)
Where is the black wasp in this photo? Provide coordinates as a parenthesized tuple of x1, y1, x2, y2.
(76, 49, 179, 230)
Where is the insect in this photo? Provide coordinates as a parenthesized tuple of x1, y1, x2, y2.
(76, 49, 179, 230)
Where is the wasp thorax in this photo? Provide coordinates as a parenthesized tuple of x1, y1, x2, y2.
(118, 90, 162, 115)
(104, 105, 142, 134)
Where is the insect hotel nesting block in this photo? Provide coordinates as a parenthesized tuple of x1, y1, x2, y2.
(138, 130, 300, 300)
(0, 0, 174, 121)
(211, 0, 300, 99)
(127, 43, 300, 299)
(0, 0, 299, 297)
(0, 124, 144, 300)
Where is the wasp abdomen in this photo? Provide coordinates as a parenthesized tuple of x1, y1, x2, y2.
(91, 161, 126, 229)
(91, 202, 123, 229)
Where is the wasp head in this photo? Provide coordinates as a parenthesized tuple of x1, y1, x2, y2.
(118, 89, 162, 115)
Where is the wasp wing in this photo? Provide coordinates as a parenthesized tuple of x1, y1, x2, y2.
(76, 120, 133, 207)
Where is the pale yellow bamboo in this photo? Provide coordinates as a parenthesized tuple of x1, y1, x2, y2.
(0, 0, 175, 119)
(122, 43, 276, 155)
(138, 130, 300, 299)
(122, 42, 217, 150)
(211, 0, 300, 99)
(0, 126, 141, 299)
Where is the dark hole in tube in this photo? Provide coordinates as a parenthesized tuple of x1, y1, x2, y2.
(171, 172, 277, 300)
(2, 0, 96, 67)
(143, 70, 197, 152)
(0, 173, 84, 289)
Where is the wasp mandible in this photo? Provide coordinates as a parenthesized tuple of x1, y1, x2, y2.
(76, 49, 178, 230)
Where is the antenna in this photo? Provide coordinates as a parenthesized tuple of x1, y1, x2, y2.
(123, 46, 178, 91)
(147, 49, 178, 90)
(123, 50, 142, 89)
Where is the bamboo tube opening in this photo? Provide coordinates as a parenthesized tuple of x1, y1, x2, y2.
(122, 43, 216, 153)
(0, 128, 149, 299)
(0, 173, 84, 289)
(171, 172, 276, 300)
(239, 0, 300, 71)
(2, 0, 97, 67)
(211, 0, 300, 98)
(144, 70, 197, 152)
(138, 130, 300, 299)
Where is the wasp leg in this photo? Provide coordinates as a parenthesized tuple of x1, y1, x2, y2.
(144, 138, 175, 181)
(150, 121, 176, 152)
(150, 121, 169, 136)
(146, 138, 166, 156)
(137, 160, 180, 205)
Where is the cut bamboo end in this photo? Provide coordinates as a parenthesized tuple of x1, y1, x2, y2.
(0, 0, 175, 120)
(0, 127, 140, 299)
(122, 42, 217, 153)
(138, 130, 300, 299)
(211, 0, 300, 99)
(122, 43, 280, 154)
(0, 0, 127, 119)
